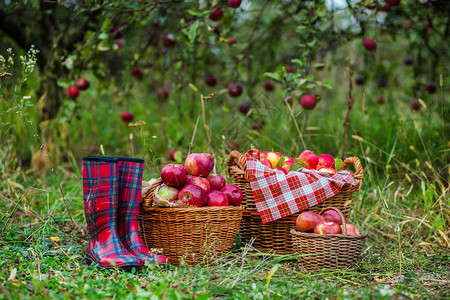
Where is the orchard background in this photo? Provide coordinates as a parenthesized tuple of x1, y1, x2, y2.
(0, 0, 449, 299)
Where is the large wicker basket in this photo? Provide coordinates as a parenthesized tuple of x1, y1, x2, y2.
(291, 207, 367, 271)
(227, 150, 363, 253)
(139, 178, 243, 265)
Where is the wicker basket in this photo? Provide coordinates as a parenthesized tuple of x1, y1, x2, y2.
(291, 207, 366, 271)
(227, 150, 363, 253)
(139, 178, 243, 265)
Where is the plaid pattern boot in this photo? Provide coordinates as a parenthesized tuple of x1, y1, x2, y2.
(117, 158, 169, 264)
(82, 156, 144, 270)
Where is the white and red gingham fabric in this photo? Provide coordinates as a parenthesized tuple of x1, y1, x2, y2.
(244, 149, 357, 223)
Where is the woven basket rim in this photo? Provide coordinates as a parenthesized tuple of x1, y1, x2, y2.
(141, 206, 245, 213)
(290, 228, 367, 239)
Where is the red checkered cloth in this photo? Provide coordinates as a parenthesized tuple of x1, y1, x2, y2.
(244, 149, 357, 223)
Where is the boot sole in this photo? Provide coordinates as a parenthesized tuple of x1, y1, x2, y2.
(85, 257, 142, 272)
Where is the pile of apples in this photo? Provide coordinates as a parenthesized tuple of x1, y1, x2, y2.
(256, 150, 338, 175)
(158, 153, 243, 207)
(295, 211, 361, 235)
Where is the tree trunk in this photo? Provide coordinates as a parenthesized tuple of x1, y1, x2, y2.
(37, 67, 62, 121)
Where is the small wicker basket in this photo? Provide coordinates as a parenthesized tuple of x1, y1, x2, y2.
(227, 150, 364, 253)
(139, 178, 243, 265)
(291, 207, 367, 271)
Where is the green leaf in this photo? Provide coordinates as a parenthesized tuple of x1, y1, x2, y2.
(102, 19, 111, 31)
(335, 158, 343, 171)
(98, 32, 109, 40)
(321, 81, 333, 89)
(312, 61, 324, 68)
(276, 156, 285, 168)
(187, 9, 209, 17)
(266, 263, 280, 288)
(183, 20, 200, 44)
(222, 105, 230, 112)
(291, 58, 303, 66)
(174, 151, 183, 163)
(263, 72, 282, 82)
(290, 163, 303, 171)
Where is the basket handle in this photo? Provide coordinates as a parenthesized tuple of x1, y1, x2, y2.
(227, 150, 249, 181)
(319, 207, 347, 235)
(142, 178, 163, 209)
(339, 157, 363, 189)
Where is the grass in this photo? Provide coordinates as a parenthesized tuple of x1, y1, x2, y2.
(1, 155, 448, 299)
(1, 46, 449, 299)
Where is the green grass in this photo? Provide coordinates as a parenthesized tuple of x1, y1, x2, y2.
(1, 163, 449, 299)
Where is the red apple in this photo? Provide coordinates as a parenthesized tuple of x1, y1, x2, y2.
(205, 75, 217, 86)
(131, 68, 143, 79)
(207, 190, 229, 206)
(207, 174, 226, 191)
(228, 83, 243, 97)
(220, 184, 243, 206)
(252, 123, 263, 131)
(186, 176, 211, 193)
(264, 152, 282, 168)
(227, 37, 237, 45)
(317, 154, 335, 169)
(296, 212, 324, 233)
(163, 33, 177, 47)
(363, 38, 376, 51)
(376, 96, 385, 103)
(121, 111, 133, 123)
(263, 80, 275, 91)
(161, 164, 187, 188)
(169, 149, 182, 162)
(209, 7, 223, 21)
(318, 167, 337, 175)
(300, 94, 317, 110)
(114, 39, 125, 48)
(66, 86, 79, 99)
(282, 158, 296, 173)
(260, 158, 272, 169)
(322, 210, 343, 225)
(157, 89, 169, 101)
(111, 26, 123, 38)
(386, 0, 400, 6)
(228, 0, 242, 8)
(411, 99, 422, 111)
(381, 3, 390, 11)
(341, 224, 361, 235)
(403, 57, 413, 66)
(212, 25, 220, 34)
(426, 83, 437, 94)
(178, 185, 207, 207)
(355, 76, 365, 86)
(314, 221, 342, 234)
(76, 78, 90, 91)
(298, 150, 319, 169)
(185, 153, 215, 177)
(157, 185, 179, 202)
(286, 65, 295, 73)
(238, 103, 251, 115)
(274, 167, 288, 175)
